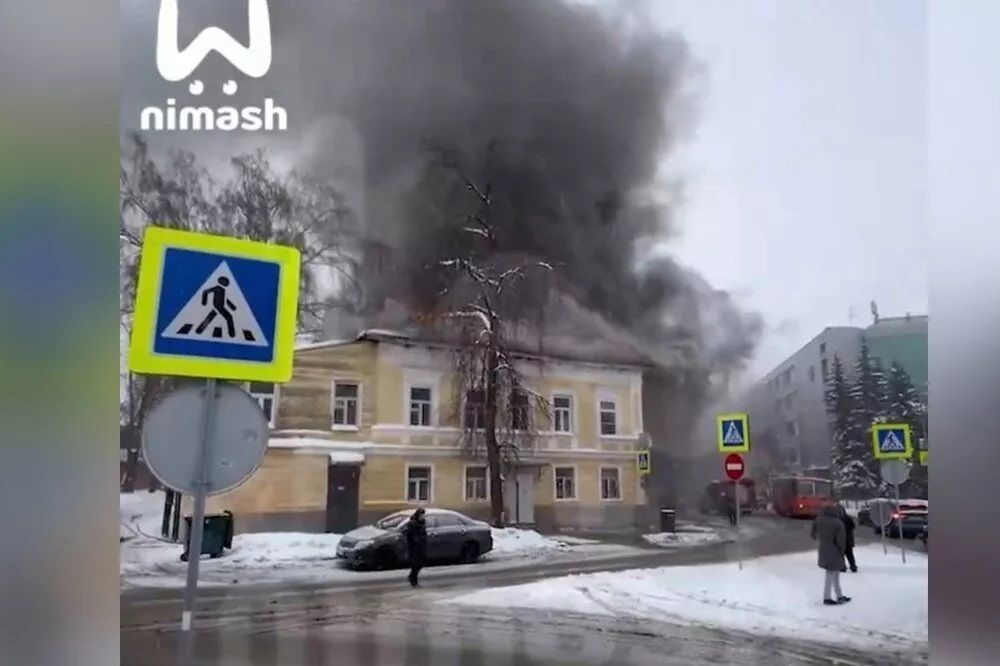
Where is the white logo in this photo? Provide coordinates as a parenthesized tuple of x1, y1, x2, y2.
(723, 421, 744, 445)
(880, 431, 906, 452)
(156, 0, 272, 83)
(141, 0, 287, 132)
(162, 262, 268, 346)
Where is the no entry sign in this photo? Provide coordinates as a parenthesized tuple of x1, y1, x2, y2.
(724, 453, 745, 480)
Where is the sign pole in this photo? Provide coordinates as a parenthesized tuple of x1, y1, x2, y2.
(734, 479, 742, 571)
(881, 505, 888, 555)
(893, 482, 906, 564)
(179, 378, 217, 662)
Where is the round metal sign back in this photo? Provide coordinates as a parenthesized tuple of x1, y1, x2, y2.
(142, 383, 269, 496)
(880, 459, 911, 486)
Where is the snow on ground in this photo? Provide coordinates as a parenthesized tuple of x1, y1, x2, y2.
(642, 529, 722, 548)
(488, 527, 585, 558)
(120, 493, 630, 589)
(444, 544, 927, 652)
(643, 517, 772, 549)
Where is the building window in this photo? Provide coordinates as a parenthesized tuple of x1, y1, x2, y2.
(552, 395, 573, 433)
(555, 466, 576, 500)
(248, 381, 276, 425)
(821, 358, 829, 378)
(599, 400, 618, 436)
(808, 366, 815, 382)
(463, 389, 485, 430)
(409, 387, 433, 427)
(510, 389, 529, 431)
(407, 466, 432, 502)
(819, 342, 827, 355)
(786, 421, 799, 437)
(600, 467, 621, 501)
(332, 382, 359, 427)
(465, 466, 488, 502)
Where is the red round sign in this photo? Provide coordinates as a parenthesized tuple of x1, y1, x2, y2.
(724, 453, 745, 480)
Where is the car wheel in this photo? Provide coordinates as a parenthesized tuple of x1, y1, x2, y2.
(374, 547, 397, 571)
(460, 541, 481, 564)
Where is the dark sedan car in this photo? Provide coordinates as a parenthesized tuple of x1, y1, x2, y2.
(336, 508, 493, 571)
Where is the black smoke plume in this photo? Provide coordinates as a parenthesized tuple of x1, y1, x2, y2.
(123, 0, 763, 508)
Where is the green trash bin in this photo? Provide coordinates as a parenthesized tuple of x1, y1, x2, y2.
(180, 511, 234, 562)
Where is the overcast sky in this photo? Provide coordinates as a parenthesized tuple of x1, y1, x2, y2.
(645, 0, 928, 379)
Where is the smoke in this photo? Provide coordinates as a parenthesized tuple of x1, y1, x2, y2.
(121, 0, 763, 502)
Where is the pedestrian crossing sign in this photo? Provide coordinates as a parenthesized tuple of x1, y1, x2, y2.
(636, 450, 651, 475)
(716, 413, 750, 453)
(872, 423, 913, 461)
(129, 227, 300, 382)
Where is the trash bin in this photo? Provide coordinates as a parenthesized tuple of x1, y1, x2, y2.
(181, 511, 234, 562)
(659, 509, 676, 533)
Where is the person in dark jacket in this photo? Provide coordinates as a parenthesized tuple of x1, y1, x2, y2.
(811, 504, 851, 606)
(724, 493, 737, 526)
(838, 505, 858, 573)
(404, 507, 427, 587)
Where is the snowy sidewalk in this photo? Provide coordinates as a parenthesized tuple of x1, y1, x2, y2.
(120, 492, 634, 589)
(443, 544, 927, 653)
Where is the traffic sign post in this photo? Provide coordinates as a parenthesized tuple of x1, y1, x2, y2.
(636, 450, 651, 476)
(872, 423, 913, 461)
(128, 227, 301, 382)
(869, 499, 892, 555)
(128, 228, 300, 659)
(880, 459, 912, 564)
(724, 453, 745, 570)
(717, 413, 751, 453)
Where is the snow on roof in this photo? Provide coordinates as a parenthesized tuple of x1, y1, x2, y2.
(382, 507, 477, 519)
(268, 437, 373, 452)
(294, 338, 358, 352)
(328, 451, 365, 464)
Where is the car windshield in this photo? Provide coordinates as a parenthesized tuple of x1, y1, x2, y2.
(375, 513, 411, 529)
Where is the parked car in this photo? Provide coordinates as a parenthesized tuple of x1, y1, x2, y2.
(871, 499, 928, 539)
(336, 508, 493, 571)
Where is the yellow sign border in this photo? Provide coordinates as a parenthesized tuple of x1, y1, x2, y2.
(717, 412, 751, 453)
(636, 450, 651, 475)
(128, 226, 301, 382)
(871, 422, 913, 461)
(918, 450, 928, 465)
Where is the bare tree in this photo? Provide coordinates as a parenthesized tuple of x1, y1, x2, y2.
(436, 168, 552, 527)
(119, 133, 358, 433)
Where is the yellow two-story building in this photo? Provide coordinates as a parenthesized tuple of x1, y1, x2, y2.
(204, 329, 651, 534)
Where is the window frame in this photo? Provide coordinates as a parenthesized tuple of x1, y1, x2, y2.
(509, 388, 530, 432)
(405, 463, 434, 504)
(599, 466, 623, 502)
(598, 397, 618, 436)
(553, 465, 578, 502)
(408, 385, 434, 428)
(463, 388, 486, 431)
(331, 379, 362, 430)
(245, 381, 278, 428)
(463, 464, 489, 503)
(551, 393, 574, 434)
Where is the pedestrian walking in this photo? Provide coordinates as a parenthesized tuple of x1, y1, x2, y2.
(838, 505, 858, 573)
(405, 507, 427, 587)
(724, 493, 737, 526)
(811, 505, 851, 606)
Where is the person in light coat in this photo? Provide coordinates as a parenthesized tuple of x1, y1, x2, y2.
(811, 504, 852, 606)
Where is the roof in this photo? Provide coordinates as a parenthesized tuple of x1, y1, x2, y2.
(354, 290, 656, 369)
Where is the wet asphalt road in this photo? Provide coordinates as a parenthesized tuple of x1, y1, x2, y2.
(121, 516, 928, 666)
